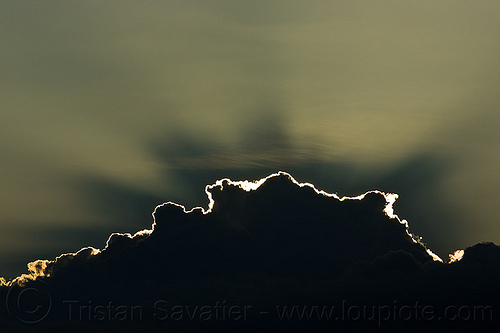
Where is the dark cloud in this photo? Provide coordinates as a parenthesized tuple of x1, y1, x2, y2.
(148, 149, 457, 257)
(1, 172, 499, 332)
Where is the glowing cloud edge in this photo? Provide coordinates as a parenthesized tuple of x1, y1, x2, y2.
(158, 171, 443, 262)
(2, 171, 446, 286)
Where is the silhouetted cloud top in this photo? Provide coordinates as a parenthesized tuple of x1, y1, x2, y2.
(1, 172, 500, 332)
(4, 172, 435, 284)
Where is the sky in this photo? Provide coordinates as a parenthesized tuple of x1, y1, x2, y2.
(1, 0, 500, 279)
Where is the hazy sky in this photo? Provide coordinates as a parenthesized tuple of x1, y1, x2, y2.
(1, 0, 500, 278)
